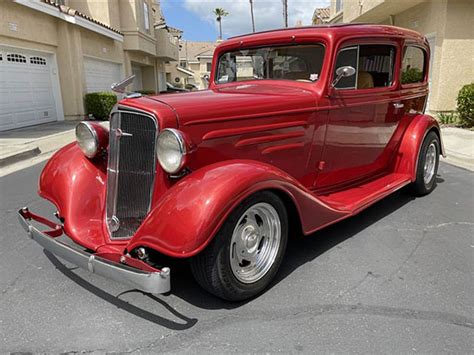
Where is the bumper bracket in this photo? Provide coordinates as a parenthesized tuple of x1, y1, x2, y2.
(18, 208, 170, 294)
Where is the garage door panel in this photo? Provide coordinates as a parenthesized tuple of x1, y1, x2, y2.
(0, 47, 58, 131)
(0, 113, 15, 129)
(34, 90, 55, 105)
(84, 57, 121, 93)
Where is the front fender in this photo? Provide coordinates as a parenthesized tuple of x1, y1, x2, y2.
(392, 114, 445, 181)
(128, 160, 345, 258)
(39, 143, 108, 250)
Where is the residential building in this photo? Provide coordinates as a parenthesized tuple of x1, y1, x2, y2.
(312, 7, 330, 24)
(0, 0, 181, 131)
(325, 0, 474, 114)
(166, 41, 218, 90)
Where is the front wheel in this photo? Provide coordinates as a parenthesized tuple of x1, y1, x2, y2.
(411, 131, 440, 196)
(191, 191, 288, 301)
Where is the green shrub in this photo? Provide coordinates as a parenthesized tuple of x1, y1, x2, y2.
(437, 112, 458, 125)
(401, 67, 423, 84)
(84, 92, 117, 120)
(457, 83, 474, 127)
(135, 90, 156, 95)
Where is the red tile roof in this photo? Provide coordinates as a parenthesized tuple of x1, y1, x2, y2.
(42, 0, 123, 35)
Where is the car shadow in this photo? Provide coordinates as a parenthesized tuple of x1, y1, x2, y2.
(43, 250, 198, 330)
(42, 178, 444, 326)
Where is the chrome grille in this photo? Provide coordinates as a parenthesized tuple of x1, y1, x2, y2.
(106, 109, 157, 239)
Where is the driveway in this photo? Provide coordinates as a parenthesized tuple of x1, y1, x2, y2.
(0, 162, 472, 353)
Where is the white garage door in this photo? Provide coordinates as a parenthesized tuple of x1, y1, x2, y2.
(0, 47, 58, 131)
(84, 57, 122, 93)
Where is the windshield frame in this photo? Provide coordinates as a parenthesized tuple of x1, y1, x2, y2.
(213, 42, 327, 86)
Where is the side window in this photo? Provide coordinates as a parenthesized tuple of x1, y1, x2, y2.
(334, 46, 358, 89)
(401, 46, 425, 84)
(143, 1, 150, 33)
(334, 44, 396, 90)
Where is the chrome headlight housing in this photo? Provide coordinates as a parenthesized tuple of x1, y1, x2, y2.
(75, 122, 99, 158)
(156, 129, 187, 174)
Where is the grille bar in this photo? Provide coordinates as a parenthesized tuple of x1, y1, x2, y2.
(106, 109, 157, 239)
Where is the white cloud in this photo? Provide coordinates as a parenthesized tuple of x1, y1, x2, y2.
(183, 0, 329, 39)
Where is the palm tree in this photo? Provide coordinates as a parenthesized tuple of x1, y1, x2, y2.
(213, 8, 229, 40)
(249, 0, 256, 32)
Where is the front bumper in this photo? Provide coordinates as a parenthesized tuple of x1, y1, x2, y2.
(18, 208, 170, 294)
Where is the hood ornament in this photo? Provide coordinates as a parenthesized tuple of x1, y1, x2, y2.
(111, 75, 141, 98)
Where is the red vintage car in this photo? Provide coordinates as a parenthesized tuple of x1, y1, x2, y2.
(19, 24, 444, 301)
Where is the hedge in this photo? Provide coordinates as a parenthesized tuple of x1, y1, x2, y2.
(135, 90, 156, 95)
(401, 67, 423, 84)
(457, 83, 474, 127)
(84, 92, 117, 120)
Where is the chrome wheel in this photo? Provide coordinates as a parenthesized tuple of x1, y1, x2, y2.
(229, 202, 281, 284)
(423, 142, 437, 185)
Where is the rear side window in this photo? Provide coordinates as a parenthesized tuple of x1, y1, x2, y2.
(401, 46, 426, 84)
(334, 44, 396, 90)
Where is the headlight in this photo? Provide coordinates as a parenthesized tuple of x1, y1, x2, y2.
(156, 129, 186, 174)
(75, 122, 99, 158)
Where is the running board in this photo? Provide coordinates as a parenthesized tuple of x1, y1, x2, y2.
(316, 173, 412, 214)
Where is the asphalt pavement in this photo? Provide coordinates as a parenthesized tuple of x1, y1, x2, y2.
(0, 161, 473, 353)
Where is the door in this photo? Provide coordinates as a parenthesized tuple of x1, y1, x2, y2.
(131, 65, 144, 91)
(0, 47, 58, 131)
(315, 42, 402, 191)
(84, 57, 122, 93)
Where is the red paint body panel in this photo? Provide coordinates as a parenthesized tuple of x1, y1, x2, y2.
(35, 25, 441, 262)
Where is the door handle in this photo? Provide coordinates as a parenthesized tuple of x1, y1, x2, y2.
(393, 103, 404, 109)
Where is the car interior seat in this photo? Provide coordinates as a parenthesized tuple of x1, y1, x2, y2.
(357, 71, 374, 89)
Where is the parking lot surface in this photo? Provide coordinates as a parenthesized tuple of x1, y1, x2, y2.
(0, 162, 472, 353)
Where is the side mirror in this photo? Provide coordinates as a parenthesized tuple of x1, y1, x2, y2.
(331, 66, 356, 87)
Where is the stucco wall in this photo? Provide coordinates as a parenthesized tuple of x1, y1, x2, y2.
(435, 0, 474, 111)
(0, 1, 58, 47)
(394, 0, 473, 111)
(80, 28, 124, 64)
(68, 0, 122, 30)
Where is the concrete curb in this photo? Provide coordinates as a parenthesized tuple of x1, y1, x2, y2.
(0, 146, 41, 168)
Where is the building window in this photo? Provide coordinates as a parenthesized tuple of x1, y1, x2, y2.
(30, 57, 47, 65)
(143, 2, 150, 33)
(7, 53, 27, 63)
(401, 46, 426, 84)
(179, 60, 187, 68)
(334, 44, 396, 90)
(336, 0, 343, 13)
(206, 62, 212, 72)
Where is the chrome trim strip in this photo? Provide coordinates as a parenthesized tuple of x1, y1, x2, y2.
(18, 209, 171, 294)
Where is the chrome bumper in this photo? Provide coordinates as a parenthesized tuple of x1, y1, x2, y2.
(18, 208, 170, 294)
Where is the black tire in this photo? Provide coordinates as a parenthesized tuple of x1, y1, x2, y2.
(411, 131, 440, 196)
(190, 191, 288, 301)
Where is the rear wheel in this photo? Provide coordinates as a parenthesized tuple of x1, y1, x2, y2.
(191, 191, 288, 301)
(412, 131, 440, 196)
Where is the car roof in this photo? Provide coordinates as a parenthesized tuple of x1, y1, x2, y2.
(224, 24, 425, 46)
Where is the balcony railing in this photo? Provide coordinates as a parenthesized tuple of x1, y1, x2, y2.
(155, 28, 179, 61)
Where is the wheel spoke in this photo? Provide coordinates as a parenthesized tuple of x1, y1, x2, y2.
(229, 202, 281, 284)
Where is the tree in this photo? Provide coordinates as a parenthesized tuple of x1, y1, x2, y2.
(213, 8, 229, 40)
(249, 0, 256, 32)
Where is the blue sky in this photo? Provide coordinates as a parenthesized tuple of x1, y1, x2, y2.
(161, 0, 330, 42)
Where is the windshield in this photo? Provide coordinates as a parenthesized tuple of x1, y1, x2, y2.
(215, 44, 325, 84)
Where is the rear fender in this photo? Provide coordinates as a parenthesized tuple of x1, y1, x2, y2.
(128, 160, 345, 258)
(392, 114, 445, 181)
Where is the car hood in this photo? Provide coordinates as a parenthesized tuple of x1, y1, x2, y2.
(147, 83, 316, 127)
